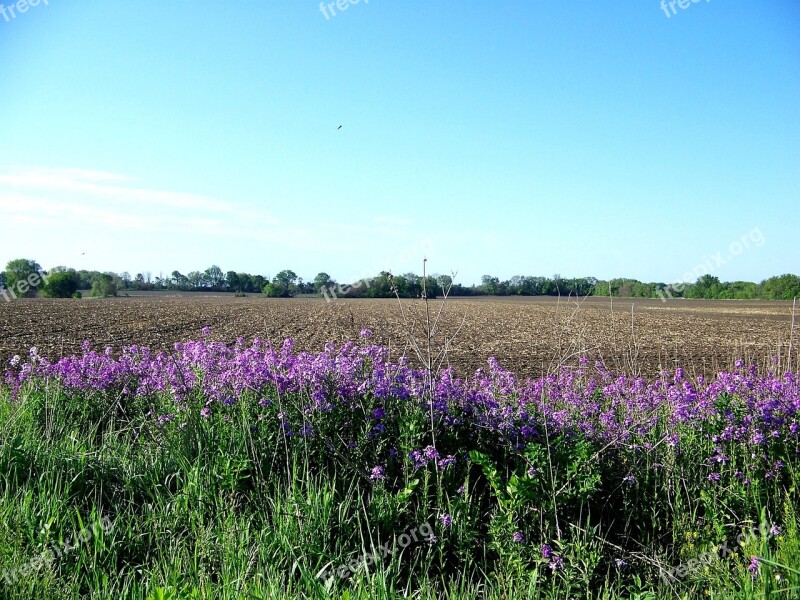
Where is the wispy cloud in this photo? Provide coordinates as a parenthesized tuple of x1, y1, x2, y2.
(0, 166, 481, 276)
(0, 166, 280, 237)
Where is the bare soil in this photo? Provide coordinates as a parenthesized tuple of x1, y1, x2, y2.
(0, 293, 796, 378)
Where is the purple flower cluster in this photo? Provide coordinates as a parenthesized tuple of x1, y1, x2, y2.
(541, 544, 564, 570)
(3, 333, 799, 478)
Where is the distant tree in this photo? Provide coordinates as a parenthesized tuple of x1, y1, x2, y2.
(421, 275, 439, 298)
(266, 270, 299, 297)
(226, 271, 240, 292)
(205, 265, 225, 290)
(274, 270, 298, 288)
(187, 271, 203, 289)
(689, 275, 722, 299)
(722, 281, 758, 300)
(169, 270, 186, 290)
(541, 278, 559, 296)
(4, 258, 43, 297)
(262, 283, 285, 298)
(42, 271, 79, 298)
(365, 271, 393, 297)
(480, 275, 499, 295)
(238, 273, 254, 293)
(761, 274, 800, 301)
(436, 274, 453, 292)
(76, 270, 95, 290)
(313, 272, 334, 293)
(120, 272, 131, 289)
(90, 274, 118, 297)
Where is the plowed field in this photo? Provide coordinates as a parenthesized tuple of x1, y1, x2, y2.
(0, 293, 796, 378)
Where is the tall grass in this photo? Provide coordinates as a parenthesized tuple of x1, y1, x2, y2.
(0, 329, 798, 598)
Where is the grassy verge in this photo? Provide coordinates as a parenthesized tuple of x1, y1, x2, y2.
(0, 337, 798, 599)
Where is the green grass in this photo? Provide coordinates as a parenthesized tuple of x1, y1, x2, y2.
(0, 379, 798, 599)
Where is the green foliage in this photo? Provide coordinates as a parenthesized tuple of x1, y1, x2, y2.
(89, 274, 118, 297)
(314, 272, 334, 293)
(262, 270, 299, 297)
(2, 256, 797, 301)
(761, 274, 800, 301)
(3, 258, 43, 297)
(0, 370, 798, 599)
(41, 271, 80, 298)
(688, 275, 722, 299)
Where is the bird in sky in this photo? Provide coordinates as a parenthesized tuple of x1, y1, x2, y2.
(337, 125, 342, 130)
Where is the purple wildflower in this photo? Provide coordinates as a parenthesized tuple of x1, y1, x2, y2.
(423, 445, 440, 461)
(437, 455, 457, 469)
(370, 466, 385, 481)
(748, 556, 759, 579)
(549, 555, 565, 571)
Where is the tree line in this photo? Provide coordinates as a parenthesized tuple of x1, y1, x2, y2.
(2, 258, 798, 301)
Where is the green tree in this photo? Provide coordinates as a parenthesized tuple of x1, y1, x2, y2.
(480, 275, 499, 295)
(313, 272, 334, 293)
(262, 283, 285, 297)
(187, 271, 203, 289)
(42, 271, 79, 298)
(274, 270, 298, 288)
(226, 271, 241, 292)
(689, 275, 722, 299)
(4, 258, 44, 297)
(205, 265, 225, 290)
(90, 274, 118, 297)
(436, 274, 453, 290)
(266, 270, 299, 297)
(761, 274, 800, 300)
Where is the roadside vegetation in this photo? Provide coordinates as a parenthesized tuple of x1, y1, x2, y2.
(1, 327, 798, 598)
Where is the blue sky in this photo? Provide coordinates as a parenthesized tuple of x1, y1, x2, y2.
(0, 0, 797, 286)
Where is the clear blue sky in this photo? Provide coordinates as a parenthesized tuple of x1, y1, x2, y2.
(1, 0, 798, 286)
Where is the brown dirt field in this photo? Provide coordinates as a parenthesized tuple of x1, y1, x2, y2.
(0, 293, 797, 378)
